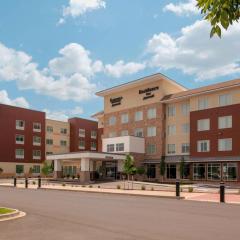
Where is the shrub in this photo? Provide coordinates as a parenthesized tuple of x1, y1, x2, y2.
(82, 185, 86, 188)
(151, 187, 154, 191)
(62, 183, 66, 187)
(98, 185, 100, 188)
(89, 185, 92, 188)
(77, 174, 80, 179)
(117, 185, 121, 189)
(72, 175, 75, 179)
(32, 181, 36, 185)
(188, 187, 193, 193)
(66, 174, 70, 179)
(141, 185, 146, 190)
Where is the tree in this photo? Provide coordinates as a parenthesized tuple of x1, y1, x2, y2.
(123, 154, 137, 189)
(179, 157, 185, 179)
(41, 162, 53, 177)
(159, 156, 166, 182)
(197, 0, 240, 37)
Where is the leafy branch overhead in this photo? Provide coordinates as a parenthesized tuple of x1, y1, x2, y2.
(197, 0, 240, 37)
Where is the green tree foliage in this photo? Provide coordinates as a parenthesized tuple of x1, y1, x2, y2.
(41, 162, 53, 177)
(123, 154, 137, 181)
(179, 157, 185, 179)
(197, 0, 240, 37)
(137, 166, 145, 175)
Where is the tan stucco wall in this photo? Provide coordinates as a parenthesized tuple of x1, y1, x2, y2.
(0, 162, 43, 177)
(165, 100, 190, 156)
(45, 119, 70, 154)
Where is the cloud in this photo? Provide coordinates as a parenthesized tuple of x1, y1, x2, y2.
(60, 0, 106, 23)
(44, 106, 84, 121)
(0, 42, 98, 102)
(105, 60, 146, 78)
(0, 90, 30, 108)
(146, 20, 240, 80)
(163, 0, 199, 16)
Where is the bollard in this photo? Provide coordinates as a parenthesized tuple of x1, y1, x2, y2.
(14, 177, 17, 187)
(176, 179, 180, 198)
(220, 182, 225, 203)
(25, 178, 28, 189)
(38, 177, 41, 188)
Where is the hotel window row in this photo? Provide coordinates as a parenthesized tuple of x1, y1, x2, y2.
(79, 129, 97, 139)
(46, 139, 68, 147)
(78, 140, 97, 151)
(197, 115, 232, 131)
(167, 143, 190, 154)
(197, 138, 232, 152)
(167, 123, 190, 136)
(108, 108, 157, 126)
(15, 135, 41, 146)
(15, 149, 41, 160)
(16, 120, 41, 132)
(167, 103, 190, 117)
(106, 143, 124, 152)
(46, 126, 68, 134)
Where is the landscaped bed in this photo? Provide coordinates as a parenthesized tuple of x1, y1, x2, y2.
(0, 208, 15, 215)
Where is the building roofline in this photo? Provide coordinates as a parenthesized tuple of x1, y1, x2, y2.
(95, 73, 187, 97)
(0, 103, 45, 114)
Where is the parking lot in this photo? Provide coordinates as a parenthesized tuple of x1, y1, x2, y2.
(1, 187, 240, 240)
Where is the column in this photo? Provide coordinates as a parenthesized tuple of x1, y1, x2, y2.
(80, 158, 90, 183)
(54, 159, 62, 178)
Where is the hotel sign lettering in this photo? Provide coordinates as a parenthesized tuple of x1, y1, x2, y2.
(110, 97, 123, 107)
(139, 86, 159, 100)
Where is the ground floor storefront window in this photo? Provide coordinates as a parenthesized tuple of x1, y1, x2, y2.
(167, 164, 176, 179)
(147, 164, 156, 179)
(222, 163, 237, 181)
(207, 163, 221, 180)
(193, 163, 206, 180)
(182, 164, 190, 179)
(63, 166, 77, 177)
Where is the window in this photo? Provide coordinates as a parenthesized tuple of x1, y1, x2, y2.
(146, 144, 156, 154)
(182, 143, 190, 154)
(47, 126, 53, 133)
(109, 116, 116, 126)
(16, 165, 24, 174)
(218, 138, 232, 151)
(107, 144, 114, 152)
(167, 125, 176, 136)
(147, 126, 156, 137)
(60, 140, 67, 147)
(147, 165, 156, 179)
(121, 130, 128, 136)
(134, 128, 144, 137)
(121, 113, 129, 124)
(167, 144, 176, 154)
(79, 129, 85, 137)
(16, 135, 24, 144)
(197, 140, 210, 152)
(109, 132, 116, 138)
(46, 139, 53, 145)
(79, 140, 85, 149)
(167, 164, 177, 179)
(16, 120, 25, 130)
(15, 149, 24, 159)
(91, 130, 97, 139)
(33, 136, 41, 146)
(167, 105, 175, 117)
(218, 116, 232, 129)
(147, 108, 156, 119)
(46, 152, 53, 155)
(181, 103, 190, 115)
(197, 119, 210, 131)
(222, 163, 237, 181)
(60, 128, 67, 134)
(219, 94, 232, 106)
(91, 142, 97, 150)
(193, 163, 206, 180)
(33, 122, 41, 132)
(207, 163, 221, 180)
(116, 143, 124, 152)
(32, 165, 40, 174)
(182, 123, 190, 133)
(135, 111, 143, 121)
(33, 150, 41, 160)
(198, 98, 208, 110)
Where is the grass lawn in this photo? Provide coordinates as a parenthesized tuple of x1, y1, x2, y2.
(0, 208, 15, 214)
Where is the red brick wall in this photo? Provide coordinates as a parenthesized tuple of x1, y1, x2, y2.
(97, 128, 103, 152)
(68, 118, 98, 152)
(190, 103, 240, 157)
(0, 104, 45, 163)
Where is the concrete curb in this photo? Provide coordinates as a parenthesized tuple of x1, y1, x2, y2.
(40, 187, 185, 200)
(0, 208, 26, 222)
